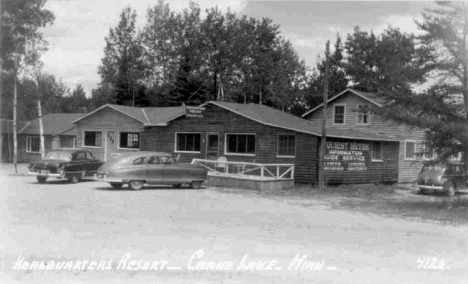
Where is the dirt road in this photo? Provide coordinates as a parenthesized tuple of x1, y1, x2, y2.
(1, 174, 467, 283)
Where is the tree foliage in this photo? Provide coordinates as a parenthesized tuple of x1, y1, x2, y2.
(0, 0, 54, 119)
(93, 1, 308, 112)
(305, 36, 348, 109)
(98, 6, 146, 106)
(343, 26, 430, 93)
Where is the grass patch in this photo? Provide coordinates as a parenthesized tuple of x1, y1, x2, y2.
(215, 183, 468, 225)
(337, 196, 468, 225)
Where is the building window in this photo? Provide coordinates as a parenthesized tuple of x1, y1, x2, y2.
(277, 134, 295, 157)
(26, 136, 40, 153)
(372, 141, 383, 161)
(120, 132, 140, 149)
(357, 104, 370, 124)
(84, 131, 102, 147)
(334, 105, 345, 124)
(176, 133, 201, 152)
(226, 134, 255, 155)
(73, 138, 77, 148)
(405, 141, 416, 160)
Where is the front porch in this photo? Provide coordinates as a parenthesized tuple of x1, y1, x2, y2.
(191, 159, 295, 191)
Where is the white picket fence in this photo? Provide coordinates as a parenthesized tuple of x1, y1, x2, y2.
(191, 158, 294, 180)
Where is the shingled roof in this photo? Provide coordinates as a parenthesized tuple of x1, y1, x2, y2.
(19, 113, 83, 136)
(301, 88, 388, 118)
(202, 101, 398, 142)
(72, 104, 185, 125)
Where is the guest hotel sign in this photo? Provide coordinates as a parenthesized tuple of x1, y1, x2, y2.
(324, 142, 369, 171)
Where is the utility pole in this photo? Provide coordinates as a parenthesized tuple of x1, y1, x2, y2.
(318, 40, 330, 189)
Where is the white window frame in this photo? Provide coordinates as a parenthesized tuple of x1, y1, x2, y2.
(371, 141, 383, 162)
(405, 140, 417, 160)
(118, 132, 141, 150)
(356, 104, 370, 125)
(174, 132, 202, 153)
(83, 130, 103, 148)
(224, 133, 256, 156)
(26, 136, 41, 153)
(333, 104, 346, 125)
(277, 134, 296, 158)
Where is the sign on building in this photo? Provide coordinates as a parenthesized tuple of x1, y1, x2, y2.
(324, 141, 369, 171)
(185, 105, 205, 118)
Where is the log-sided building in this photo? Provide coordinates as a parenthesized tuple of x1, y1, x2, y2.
(141, 101, 400, 184)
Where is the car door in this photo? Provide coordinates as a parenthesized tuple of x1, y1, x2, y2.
(84, 151, 101, 176)
(145, 156, 164, 184)
(72, 152, 86, 176)
(161, 156, 185, 183)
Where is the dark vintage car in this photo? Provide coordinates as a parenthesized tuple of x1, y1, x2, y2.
(28, 149, 103, 184)
(94, 151, 208, 190)
(416, 161, 467, 196)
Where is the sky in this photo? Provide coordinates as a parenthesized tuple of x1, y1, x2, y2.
(40, 0, 434, 97)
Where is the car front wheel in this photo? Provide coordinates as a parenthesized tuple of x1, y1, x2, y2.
(37, 176, 47, 183)
(190, 181, 202, 189)
(110, 182, 123, 189)
(128, 180, 144, 191)
(68, 175, 80, 184)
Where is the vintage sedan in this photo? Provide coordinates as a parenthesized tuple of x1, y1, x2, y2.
(94, 152, 208, 190)
(416, 161, 467, 196)
(28, 149, 103, 183)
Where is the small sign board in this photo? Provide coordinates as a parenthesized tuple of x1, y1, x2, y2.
(185, 105, 205, 118)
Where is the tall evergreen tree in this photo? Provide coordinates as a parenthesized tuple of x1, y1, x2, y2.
(305, 36, 348, 109)
(384, 1, 468, 159)
(98, 7, 145, 106)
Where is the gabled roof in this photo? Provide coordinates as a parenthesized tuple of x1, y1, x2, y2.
(143, 106, 185, 126)
(200, 101, 398, 142)
(1, 119, 28, 134)
(301, 88, 387, 118)
(19, 113, 84, 136)
(72, 104, 186, 125)
(72, 104, 149, 124)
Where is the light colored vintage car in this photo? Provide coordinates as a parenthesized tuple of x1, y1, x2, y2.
(94, 152, 208, 190)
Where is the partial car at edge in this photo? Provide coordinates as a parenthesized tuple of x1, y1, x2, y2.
(94, 151, 208, 190)
(416, 161, 467, 197)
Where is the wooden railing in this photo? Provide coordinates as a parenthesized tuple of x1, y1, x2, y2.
(191, 159, 294, 180)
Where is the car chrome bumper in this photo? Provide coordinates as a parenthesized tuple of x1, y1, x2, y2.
(27, 171, 64, 178)
(417, 184, 444, 191)
(94, 174, 123, 183)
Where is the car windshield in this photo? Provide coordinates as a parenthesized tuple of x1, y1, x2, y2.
(45, 151, 72, 161)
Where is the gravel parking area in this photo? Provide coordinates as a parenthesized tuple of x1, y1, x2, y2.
(1, 169, 467, 284)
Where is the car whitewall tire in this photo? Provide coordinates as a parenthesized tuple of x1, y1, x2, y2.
(129, 180, 144, 191)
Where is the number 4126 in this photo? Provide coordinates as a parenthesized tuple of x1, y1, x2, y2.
(417, 257, 446, 270)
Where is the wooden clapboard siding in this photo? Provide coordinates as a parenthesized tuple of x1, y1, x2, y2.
(306, 90, 427, 183)
(17, 134, 53, 162)
(142, 104, 319, 183)
(75, 107, 144, 161)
